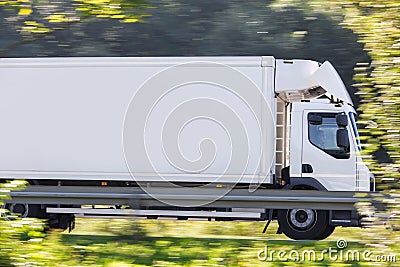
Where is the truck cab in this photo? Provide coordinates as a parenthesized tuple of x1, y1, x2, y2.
(287, 100, 372, 192)
(274, 59, 373, 192)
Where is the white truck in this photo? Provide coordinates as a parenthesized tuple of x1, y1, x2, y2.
(0, 56, 374, 240)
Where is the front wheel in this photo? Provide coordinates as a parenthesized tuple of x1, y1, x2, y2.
(277, 209, 335, 240)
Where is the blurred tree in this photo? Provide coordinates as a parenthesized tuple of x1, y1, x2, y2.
(340, 1, 399, 188)
(0, 0, 149, 57)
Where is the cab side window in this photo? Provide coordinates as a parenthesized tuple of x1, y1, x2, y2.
(308, 113, 350, 159)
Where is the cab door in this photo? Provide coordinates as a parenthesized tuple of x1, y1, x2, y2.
(301, 111, 356, 191)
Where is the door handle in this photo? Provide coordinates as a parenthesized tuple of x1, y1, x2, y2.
(302, 164, 313, 173)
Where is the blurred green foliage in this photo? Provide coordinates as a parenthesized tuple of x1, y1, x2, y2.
(0, 0, 148, 56)
(0, 180, 45, 266)
(342, 1, 399, 187)
(3, 216, 400, 267)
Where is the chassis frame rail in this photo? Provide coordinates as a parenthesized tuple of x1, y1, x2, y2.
(6, 186, 369, 211)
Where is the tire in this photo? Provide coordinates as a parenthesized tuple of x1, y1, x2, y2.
(27, 204, 48, 219)
(277, 209, 332, 240)
(48, 213, 75, 230)
(317, 224, 336, 240)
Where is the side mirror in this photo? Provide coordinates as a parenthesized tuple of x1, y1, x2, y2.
(308, 114, 322, 125)
(336, 114, 348, 127)
(337, 129, 350, 149)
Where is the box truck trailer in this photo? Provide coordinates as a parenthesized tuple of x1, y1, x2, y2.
(0, 56, 374, 240)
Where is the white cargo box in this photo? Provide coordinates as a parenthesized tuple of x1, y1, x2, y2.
(0, 57, 277, 184)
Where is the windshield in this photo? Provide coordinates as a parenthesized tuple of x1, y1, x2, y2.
(349, 112, 361, 151)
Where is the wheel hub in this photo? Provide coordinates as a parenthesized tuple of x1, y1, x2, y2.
(289, 209, 316, 229)
(9, 203, 29, 217)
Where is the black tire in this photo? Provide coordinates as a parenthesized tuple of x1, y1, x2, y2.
(27, 204, 48, 219)
(48, 213, 75, 230)
(317, 224, 336, 240)
(277, 209, 332, 240)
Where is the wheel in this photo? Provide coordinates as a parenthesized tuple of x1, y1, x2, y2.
(7, 203, 29, 218)
(277, 209, 333, 240)
(317, 224, 336, 240)
(3, 203, 47, 219)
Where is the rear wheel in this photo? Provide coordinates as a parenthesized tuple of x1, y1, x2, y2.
(3, 203, 47, 219)
(48, 213, 75, 230)
(277, 209, 334, 240)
